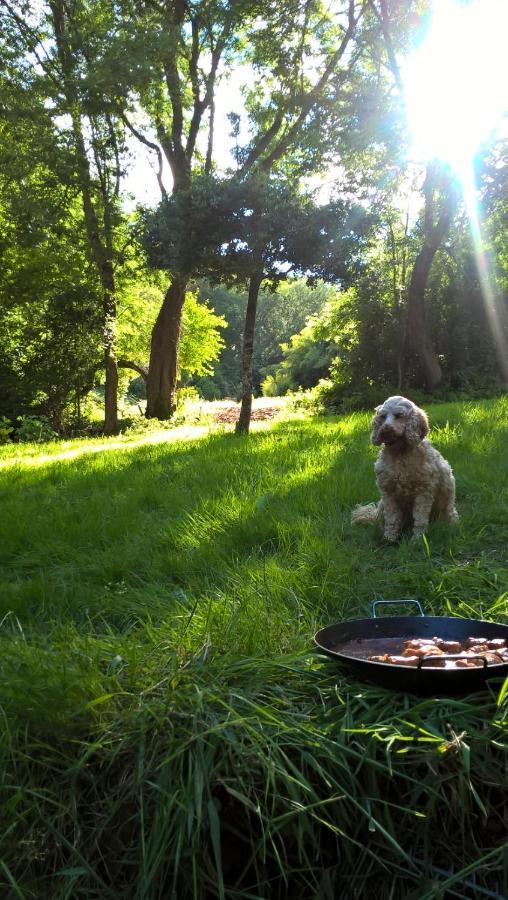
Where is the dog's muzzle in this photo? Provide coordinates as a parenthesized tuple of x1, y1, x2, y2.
(379, 427, 402, 445)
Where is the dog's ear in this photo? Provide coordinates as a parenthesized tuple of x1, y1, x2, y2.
(370, 410, 383, 445)
(406, 404, 429, 445)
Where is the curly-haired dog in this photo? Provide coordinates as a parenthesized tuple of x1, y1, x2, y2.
(352, 396, 459, 542)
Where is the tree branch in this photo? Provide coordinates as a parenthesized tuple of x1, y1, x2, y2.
(0, 0, 61, 87)
(186, 25, 228, 163)
(368, 0, 404, 94)
(205, 97, 215, 174)
(241, 0, 364, 175)
(117, 359, 148, 380)
(121, 112, 168, 199)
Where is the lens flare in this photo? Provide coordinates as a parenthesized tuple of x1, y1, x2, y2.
(461, 167, 508, 383)
(403, 0, 508, 172)
(402, 0, 508, 379)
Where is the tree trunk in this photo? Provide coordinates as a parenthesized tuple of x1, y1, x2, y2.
(146, 277, 187, 419)
(102, 268, 118, 434)
(405, 162, 456, 391)
(406, 245, 444, 390)
(388, 220, 406, 391)
(50, 3, 120, 435)
(236, 270, 264, 435)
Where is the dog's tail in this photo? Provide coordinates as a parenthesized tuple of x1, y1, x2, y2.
(351, 501, 381, 526)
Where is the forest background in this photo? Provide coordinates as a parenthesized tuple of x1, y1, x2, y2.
(0, 0, 507, 440)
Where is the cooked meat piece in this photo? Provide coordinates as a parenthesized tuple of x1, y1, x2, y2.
(368, 654, 419, 666)
(386, 655, 420, 666)
(404, 644, 443, 658)
(420, 656, 446, 667)
(484, 651, 505, 664)
(404, 639, 434, 650)
(487, 639, 508, 650)
(432, 638, 462, 653)
(456, 658, 484, 668)
(461, 651, 504, 666)
(466, 637, 489, 647)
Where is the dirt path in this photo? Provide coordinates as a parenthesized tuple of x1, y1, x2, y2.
(212, 404, 284, 424)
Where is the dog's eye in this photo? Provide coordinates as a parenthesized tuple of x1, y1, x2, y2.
(393, 413, 402, 419)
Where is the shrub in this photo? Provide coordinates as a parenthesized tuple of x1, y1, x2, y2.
(120, 416, 168, 437)
(15, 415, 57, 443)
(175, 385, 200, 407)
(0, 416, 14, 444)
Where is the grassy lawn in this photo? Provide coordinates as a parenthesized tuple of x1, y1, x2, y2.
(1, 398, 507, 898)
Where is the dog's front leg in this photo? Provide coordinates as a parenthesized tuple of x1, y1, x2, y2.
(412, 492, 435, 539)
(382, 495, 403, 542)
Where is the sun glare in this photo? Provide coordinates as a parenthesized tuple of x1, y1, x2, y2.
(402, 0, 508, 172)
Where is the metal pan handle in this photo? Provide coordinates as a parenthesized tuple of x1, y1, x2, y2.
(418, 654, 488, 669)
(371, 598, 425, 618)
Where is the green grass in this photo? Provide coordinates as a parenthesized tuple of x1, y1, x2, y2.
(0, 398, 507, 898)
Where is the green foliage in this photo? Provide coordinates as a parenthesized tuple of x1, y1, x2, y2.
(15, 416, 58, 443)
(0, 417, 13, 444)
(267, 198, 508, 411)
(193, 279, 335, 398)
(0, 400, 507, 897)
(262, 321, 338, 395)
(141, 175, 373, 285)
(117, 280, 226, 386)
(180, 294, 227, 379)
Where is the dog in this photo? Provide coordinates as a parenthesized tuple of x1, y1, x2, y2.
(352, 396, 459, 541)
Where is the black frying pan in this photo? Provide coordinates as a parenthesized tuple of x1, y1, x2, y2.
(315, 599, 508, 693)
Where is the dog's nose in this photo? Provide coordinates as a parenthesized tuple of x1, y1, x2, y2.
(379, 426, 398, 443)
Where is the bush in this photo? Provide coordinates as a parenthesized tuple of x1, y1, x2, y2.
(175, 385, 200, 407)
(295, 374, 507, 417)
(261, 372, 294, 397)
(0, 416, 14, 444)
(120, 416, 168, 437)
(15, 415, 57, 443)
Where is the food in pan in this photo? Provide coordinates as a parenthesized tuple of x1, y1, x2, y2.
(367, 636, 508, 668)
(368, 654, 420, 666)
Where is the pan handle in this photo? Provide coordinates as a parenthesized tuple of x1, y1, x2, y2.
(418, 654, 489, 669)
(371, 598, 425, 618)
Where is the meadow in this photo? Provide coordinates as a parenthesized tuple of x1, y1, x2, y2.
(0, 398, 507, 899)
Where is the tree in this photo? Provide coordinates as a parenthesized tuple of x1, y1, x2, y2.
(117, 280, 226, 396)
(0, 67, 103, 426)
(404, 161, 459, 389)
(199, 177, 372, 432)
(0, 0, 128, 433)
(116, 0, 374, 418)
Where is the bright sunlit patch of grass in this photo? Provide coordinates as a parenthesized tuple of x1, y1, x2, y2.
(0, 398, 507, 897)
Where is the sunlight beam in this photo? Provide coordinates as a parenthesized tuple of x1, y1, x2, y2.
(461, 168, 508, 384)
(401, 0, 508, 382)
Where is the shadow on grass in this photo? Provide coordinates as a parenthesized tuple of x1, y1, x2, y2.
(0, 401, 506, 637)
(0, 417, 367, 628)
